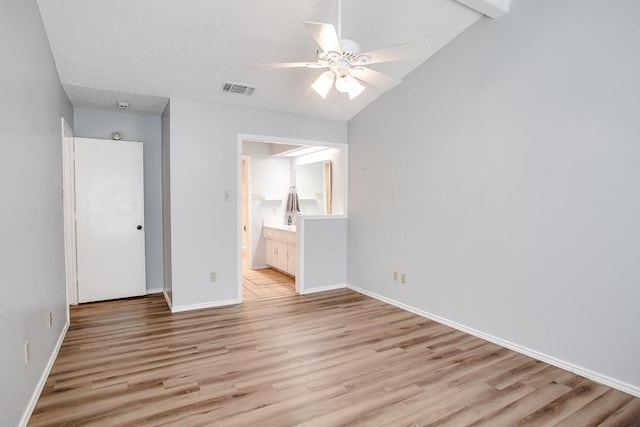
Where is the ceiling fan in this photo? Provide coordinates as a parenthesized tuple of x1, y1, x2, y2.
(252, 1, 431, 100)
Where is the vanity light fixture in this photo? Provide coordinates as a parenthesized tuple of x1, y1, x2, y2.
(273, 145, 330, 158)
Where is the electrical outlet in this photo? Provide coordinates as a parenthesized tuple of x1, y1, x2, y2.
(49, 311, 53, 328)
(224, 191, 231, 201)
(210, 272, 217, 282)
(25, 341, 31, 363)
(393, 271, 398, 281)
(400, 273, 407, 284)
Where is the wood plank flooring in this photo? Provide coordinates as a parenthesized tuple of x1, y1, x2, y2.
(30, 290, 640, 426)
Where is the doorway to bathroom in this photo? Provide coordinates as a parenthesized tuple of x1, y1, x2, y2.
(241, 154, 297, 301)
(238, 134, 346, 303)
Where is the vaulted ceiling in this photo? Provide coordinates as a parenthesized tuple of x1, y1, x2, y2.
(37, 0, 508, 121)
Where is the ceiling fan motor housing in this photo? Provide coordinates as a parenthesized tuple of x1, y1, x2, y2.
(340, 38, 361, 55)
(332, 60, 351, 79)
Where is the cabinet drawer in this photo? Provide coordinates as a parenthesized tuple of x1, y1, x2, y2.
(282, 231, 296, 244)
(263, 226, 296, 244)
(263, 227, 278, 239)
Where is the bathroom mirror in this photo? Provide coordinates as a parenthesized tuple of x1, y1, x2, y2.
(295, 160, 331, 214)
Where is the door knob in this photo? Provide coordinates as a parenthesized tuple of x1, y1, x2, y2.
(137, 225, 143, 230)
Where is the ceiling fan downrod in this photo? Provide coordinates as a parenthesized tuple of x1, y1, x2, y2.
(337, 0, 342, 39)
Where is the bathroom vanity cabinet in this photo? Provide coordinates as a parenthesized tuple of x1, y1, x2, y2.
(263, 225, 296, 276)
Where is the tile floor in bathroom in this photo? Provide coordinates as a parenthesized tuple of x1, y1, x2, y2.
(242, 268, 296, 301)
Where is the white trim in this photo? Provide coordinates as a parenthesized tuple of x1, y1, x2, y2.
(170, 298, 242, 313)
(347, 284, 640, 398)
(19, 319, 70, 427)
(238, 133, 347, 150)
(162, 290, 173, 311)
(146, 287, 163, 295)
(236, 137, 244, 303)
(301, 283, 347, 295)
(295, 215, 304, 294)
(61, 118, 78, 307)
(242, 155, 252, 273)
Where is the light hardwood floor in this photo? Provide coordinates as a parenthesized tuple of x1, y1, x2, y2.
(30, 290, 640, 426)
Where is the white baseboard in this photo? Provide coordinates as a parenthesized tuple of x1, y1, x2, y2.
(170, 298, 242, 313)
(162, 290, 173, 311)
(301, 283, 347, 295)
(146, 287, 163, 295)
(347, 283, 640, 398)
(19, 319, 70, 427)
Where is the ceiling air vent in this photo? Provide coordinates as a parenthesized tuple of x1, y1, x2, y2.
(222, 82, 255, 96)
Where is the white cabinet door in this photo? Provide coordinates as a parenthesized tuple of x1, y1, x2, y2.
(275, 240, 288, 273)
(75, 137, 146, 303)
(266, 238, 278, 267)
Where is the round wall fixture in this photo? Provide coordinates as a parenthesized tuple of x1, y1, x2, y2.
(111, 131, 123, 141)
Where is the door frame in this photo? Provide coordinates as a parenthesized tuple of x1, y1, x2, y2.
(236, 133, 343, 300)
(242, 155, 252, 270)
(61, 118, 78, 306)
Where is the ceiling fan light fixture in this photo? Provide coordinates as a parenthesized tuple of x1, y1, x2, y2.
(335, 73, 364, 99)
(347, 78, 365, 100)
(311, 71, 335, 98)
(334, 74, 350, 93)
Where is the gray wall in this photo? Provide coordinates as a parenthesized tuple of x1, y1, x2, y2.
(348, 0, 640, 391)
(74, 108, 164, 292)
(0, 0, 74, 425)
(301, 218, 348, 292)
(168, 98, 347, 309)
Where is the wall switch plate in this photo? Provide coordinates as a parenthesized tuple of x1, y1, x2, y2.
(25, 341, 31, 363)
(400, 273, 407, 284)
(210, 272, 217, 282)
(224, 191, 231, 201)
(393, 271, 398, 281)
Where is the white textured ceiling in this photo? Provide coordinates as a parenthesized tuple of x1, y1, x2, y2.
(37, 0, 483, 120)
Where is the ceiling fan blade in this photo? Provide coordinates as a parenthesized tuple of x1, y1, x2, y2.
(304, 22, 342, 54)
(360, 39, 431, 65)
(251, 62, 325, 70)
(352, 67, 401, 91)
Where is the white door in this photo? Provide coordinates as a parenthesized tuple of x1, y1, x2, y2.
(75, 137, 146, 303)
